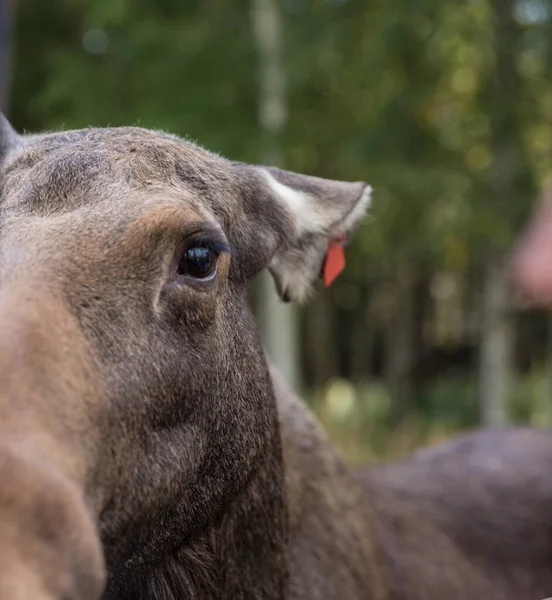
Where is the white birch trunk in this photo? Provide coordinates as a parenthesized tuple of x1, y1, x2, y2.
(479, 255, 512, 426)
(251, 0, 300, 389)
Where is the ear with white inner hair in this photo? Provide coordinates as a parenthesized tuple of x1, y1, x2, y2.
(240, 164, 372, 303)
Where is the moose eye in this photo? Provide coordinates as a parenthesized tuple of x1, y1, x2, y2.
(177, 245, 217, 279)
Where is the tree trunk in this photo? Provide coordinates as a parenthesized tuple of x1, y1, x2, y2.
(477, 0, 529, 426)
(545, 314, 552, 425)
(0, 0, 13, 112)
(410, 269, 431, 400)
(307, 291, 337, 390)
(478, 254, 512, 426)
(385, 268, 415, 422)
(350, 304, 372, 386)
(251, 0, 300, 389)
(303, 291, 337, 411)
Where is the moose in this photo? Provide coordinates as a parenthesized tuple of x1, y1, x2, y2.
(0, 114, 552, 600)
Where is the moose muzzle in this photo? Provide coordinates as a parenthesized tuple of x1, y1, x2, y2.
(0, 284, 106, 600)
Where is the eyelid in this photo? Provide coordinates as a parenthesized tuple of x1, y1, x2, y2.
(182, 233, 232, 256)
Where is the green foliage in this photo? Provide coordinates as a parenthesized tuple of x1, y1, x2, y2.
(12, 0, 551, 256)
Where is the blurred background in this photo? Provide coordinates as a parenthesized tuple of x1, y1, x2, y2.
(6, 0, 552, 463)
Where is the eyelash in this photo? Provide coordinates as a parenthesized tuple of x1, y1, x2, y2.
(180, 232, 230, 256)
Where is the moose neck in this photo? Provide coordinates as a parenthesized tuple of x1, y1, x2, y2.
(103, 391, 289, 600)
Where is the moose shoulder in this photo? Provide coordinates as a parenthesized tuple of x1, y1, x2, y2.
(0, 116, 551, 600)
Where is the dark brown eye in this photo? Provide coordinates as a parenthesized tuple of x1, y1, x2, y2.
(177, 245, 217, 279)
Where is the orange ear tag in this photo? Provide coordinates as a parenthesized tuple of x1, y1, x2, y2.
(323, 234, 346, 287)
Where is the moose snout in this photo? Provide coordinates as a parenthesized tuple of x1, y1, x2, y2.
(0, 287, 107, 599)
(0, 443, 105, 600)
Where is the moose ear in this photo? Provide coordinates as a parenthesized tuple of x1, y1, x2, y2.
(236, 164, 372, 302)
(0, 114, 21, 163)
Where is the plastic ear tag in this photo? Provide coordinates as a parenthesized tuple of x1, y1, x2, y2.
(323, 233, 346, 287)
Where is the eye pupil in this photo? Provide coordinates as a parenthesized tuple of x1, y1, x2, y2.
(178, 245, 216, 279)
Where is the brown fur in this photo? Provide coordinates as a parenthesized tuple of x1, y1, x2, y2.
(0, 115, 551, 600)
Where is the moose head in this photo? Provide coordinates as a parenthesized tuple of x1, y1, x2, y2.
(0, 115, 370, 599)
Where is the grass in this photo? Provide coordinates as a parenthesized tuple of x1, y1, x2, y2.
(308, 369, 552, 464)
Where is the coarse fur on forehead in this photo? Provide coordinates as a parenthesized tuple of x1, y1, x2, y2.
(1, 127, 237, 215)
